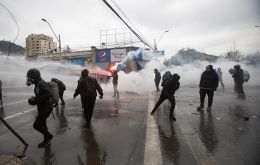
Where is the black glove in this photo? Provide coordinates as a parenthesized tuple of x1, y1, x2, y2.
(28, 96, 36, 105)
(99, 95, 103, 99)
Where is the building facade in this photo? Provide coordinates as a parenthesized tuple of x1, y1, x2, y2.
(25, 34, 57, 56)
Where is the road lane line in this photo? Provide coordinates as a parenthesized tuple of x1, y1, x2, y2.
(3, 97, 73, 120)
(3, 99, 27, 106)
(3, 108, 37, 120)
(144, 94, 163, 165)
(175, 106, 218, 165)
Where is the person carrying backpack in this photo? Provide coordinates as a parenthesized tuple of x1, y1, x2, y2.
(73, 69, 103, 129)
(51, 78, 66, 106)
(161, 71, 172, 87)
(26, 68, 53, 148)
(151, 73, 180, 121)
(232, 64, 246, 99)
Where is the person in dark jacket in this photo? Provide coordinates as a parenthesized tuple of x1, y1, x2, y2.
(73, 69, 103, 129)
(154, 69, 161, 92)
(26, 68, 53, 148)
(232, 64, 245, 99)
(0, 80, 3, 106)
(216, 68, 224, 90)
(51, 78, 66, 106)
(197, 65, 219, 111)
(111, 70, 119, 98)
(151, 73, 180, 121)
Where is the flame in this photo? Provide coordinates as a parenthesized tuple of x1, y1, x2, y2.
(110, 63, 118, 72)
(89, 67, 111, 76)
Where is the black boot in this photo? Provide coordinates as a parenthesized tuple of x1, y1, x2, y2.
(38, 139, 51, 148)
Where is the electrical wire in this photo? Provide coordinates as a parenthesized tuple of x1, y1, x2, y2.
(0, 1, 20, 55)
(109, 0, 147, 44)
(101, 0, 153, 50)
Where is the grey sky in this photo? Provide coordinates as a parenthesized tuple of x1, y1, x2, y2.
(0, 0, 259, 56)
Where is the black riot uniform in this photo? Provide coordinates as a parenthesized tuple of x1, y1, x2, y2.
(197, 65, 219, 111)
(26, 68, 53, 148)
(73, 69, 103, 129)
(151, 73, 180, 121)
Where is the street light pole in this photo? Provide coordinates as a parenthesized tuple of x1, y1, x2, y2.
(154, 30, 169, 50)
(41, 18, 61, 54)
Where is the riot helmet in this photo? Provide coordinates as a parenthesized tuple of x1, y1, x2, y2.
(26, 68, 41, 86)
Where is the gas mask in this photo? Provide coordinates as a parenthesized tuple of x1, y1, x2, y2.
(26, 76, 33, 86)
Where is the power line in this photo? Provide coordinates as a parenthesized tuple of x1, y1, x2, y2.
(101, 0, 154, 50)
(0, 1, 20, 56)
(109, 0, 146, 45)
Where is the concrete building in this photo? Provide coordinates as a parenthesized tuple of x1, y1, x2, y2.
(25, 34, 57, 56)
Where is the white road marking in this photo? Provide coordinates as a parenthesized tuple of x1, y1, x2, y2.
(3, 108, 36, 120)
(175, 106, 218, 165)
(3, 97, 73, 120)
(3, 99, 27, 106)
(144, 94, 163, 165)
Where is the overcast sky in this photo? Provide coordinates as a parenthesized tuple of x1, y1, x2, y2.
(0, 0, 259, 56)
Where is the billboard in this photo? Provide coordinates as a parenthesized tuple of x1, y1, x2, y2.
(111, 48, 127, 62)
(68, 57, 85, 66)
(96, 49, 110, 62)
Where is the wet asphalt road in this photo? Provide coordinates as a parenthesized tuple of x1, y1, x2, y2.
(0, 85, 260, 165)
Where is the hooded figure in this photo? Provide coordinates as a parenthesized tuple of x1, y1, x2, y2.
(154, 69, 161, 92)
(151, 73, 180, 121)
(232, 64, 245, 99)
(73, 69, 103, 129)
(26, 68, 53, 148)
(197, 65, 219, 111)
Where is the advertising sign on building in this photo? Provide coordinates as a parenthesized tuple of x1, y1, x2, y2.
(96, 49, 110, 62)
(68, 57, 85, 66)
(111, 49, 127, 62)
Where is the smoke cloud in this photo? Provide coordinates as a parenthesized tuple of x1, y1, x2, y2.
(1, 50, 259, 97)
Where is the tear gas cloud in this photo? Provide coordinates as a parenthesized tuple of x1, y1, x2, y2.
(1, 50, 260, 96)
(115, 50, 260, 94)
(0, 55, 82, 95)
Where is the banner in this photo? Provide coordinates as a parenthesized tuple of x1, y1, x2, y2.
(111, 49, 126, 62)
(96, 49, 110, 62)
(68, 57, 85, 66)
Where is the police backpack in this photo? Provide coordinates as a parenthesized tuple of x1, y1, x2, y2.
(47, 82, 59, 105)
(161, 71, 172, 87)
(243, 70, 250, 82)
